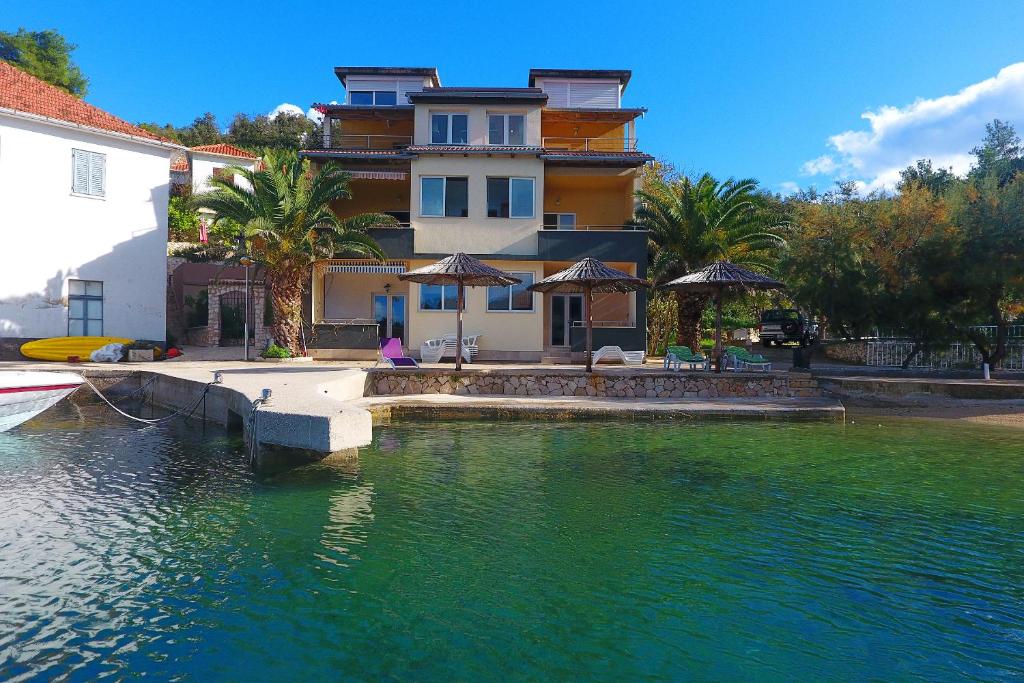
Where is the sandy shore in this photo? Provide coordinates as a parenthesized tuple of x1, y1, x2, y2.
(845, 397, 1024, 429)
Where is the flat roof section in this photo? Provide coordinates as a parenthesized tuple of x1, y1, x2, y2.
(528, 69, 632, 91)
(334, 66, 441, 87)
(408, 87, 548, 104)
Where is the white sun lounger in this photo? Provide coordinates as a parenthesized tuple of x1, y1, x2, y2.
(592, 345, 646, 366)
(420, 334, 480, 364)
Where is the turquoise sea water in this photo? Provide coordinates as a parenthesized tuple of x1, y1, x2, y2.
(1, 404, 1023, 681)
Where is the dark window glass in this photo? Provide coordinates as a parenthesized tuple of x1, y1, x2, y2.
(431, 115, 448, 144)
(421, 177, 444, 216)
(487, 285, 509, 311)
(451, 115, 468, 144)
(510, 178, 534, 218)
(487, 177, 510, 218)
(508, 115, 525, 145)
(350, 91, 373, 105)
(445, 177, 468, 217)
(487, 273, 534, 311)
(543, 213, 558, 230)
(442, 286, 458, 310)
(375, 91, 397, 106)
(511, 274, 534, 310)
(488, 115, 504, 145)
(420, 284, 443, 310)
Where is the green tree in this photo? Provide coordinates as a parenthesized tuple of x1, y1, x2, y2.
(0, 28, 88, 96)
(970, 119, 1024, 184)
(226, 112, 314, 150)
(781, 184, 879, 339)
(168, 195, 201, 241)
(138, 112, 223, 147)
(945, 173, 1024, 366)
(634, 173, 785, 350)
(898, 159, 956, 196)
(191, 150, 397, 352)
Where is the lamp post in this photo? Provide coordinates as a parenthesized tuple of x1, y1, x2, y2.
(238, 231, 253, 361)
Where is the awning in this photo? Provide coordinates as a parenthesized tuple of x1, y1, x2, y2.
(344, 170, 408, 180)
(325, 260, 407, 274)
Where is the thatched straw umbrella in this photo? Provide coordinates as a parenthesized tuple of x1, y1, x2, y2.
(661, 260, 783, 373)
(399, 253, 521, 370)
(529, 257, 649, 372)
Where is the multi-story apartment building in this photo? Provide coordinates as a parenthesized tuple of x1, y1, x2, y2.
(300, 66, 652, 361)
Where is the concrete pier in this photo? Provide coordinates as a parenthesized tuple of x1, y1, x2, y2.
(0, 358, 846, 463)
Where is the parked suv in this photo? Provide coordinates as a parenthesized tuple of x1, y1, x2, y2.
(759, 309, 819, 347)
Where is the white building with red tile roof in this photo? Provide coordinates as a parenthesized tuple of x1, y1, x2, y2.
(0, 61, 183, 349)
(187, 143, 259, 196)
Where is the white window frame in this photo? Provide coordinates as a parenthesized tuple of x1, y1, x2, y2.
(487, 113, 526, 145)
(543, 213, 577, 230)
(67, 279, 103, 336)
(72, 149, 105, 198)
(486, 177, 535, 219)
(430, 112, 469, 145)
(487, 272, 535, 313)
(418, 283, 460, 311)
(420, 176, 468, 218)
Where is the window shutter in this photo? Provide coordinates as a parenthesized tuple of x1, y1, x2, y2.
(568, 82, 618, 108)
(72, 149, 88, 193)
(89, 152, 105, 196)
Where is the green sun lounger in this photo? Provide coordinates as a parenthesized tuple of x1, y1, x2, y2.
(664, 346, 710, 371)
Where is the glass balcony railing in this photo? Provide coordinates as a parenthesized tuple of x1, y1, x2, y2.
(307, 133, 413, 150)
(541, 137, 638, 152)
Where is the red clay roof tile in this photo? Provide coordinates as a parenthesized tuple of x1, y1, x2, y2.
(189, 143, 258, 159)
(0, 61, 174, 144)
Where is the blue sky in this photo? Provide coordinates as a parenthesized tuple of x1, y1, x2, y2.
(7, 0, 1024, 193)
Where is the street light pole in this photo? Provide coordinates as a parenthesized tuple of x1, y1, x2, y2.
(238, 230, 253, 362)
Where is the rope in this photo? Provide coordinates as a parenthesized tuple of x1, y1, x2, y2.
(80, 375, 215, 425)
(247, 398, 268, 467)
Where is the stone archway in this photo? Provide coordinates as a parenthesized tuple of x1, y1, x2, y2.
(207, 280, 270, 348)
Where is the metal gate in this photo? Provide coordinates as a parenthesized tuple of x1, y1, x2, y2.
(219, 291, 255, 346)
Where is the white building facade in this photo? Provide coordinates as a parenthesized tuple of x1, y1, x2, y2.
(0, 62, 181, 349)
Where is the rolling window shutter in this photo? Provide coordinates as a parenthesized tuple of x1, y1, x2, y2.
(568, 82, 618, 108)
(72, 149, 89, 193)
(540, 80, 570, 108)
(89, 152, 106, 196)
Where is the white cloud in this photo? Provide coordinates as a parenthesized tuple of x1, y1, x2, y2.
(269, 101, 339, 125)
(269, 102, 306, 119)
(800, 155, 839, 176)
(777, 180, 800, 196)
(801, 62, 1024, 192)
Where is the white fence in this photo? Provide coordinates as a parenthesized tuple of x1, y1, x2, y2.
(866, 341, 1024, 370)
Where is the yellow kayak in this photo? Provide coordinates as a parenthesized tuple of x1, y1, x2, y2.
(20, 336, 134, 362)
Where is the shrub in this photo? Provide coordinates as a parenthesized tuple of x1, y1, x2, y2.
(261, 343, 291, 359)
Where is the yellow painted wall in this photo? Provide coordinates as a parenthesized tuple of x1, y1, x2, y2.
(334, 117, 414, 148)
(540, 121, 629, 150)
(543, 173, 635, 227)
(411, 155, 544, 255)
(407, 259, 545, 354)
(330, 178, 410, 219)
(321, 272, 410, 320)
(413, 103, 543, 146)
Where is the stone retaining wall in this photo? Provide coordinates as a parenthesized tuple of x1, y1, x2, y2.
(824, 341, 868, 364)
(367, 370, 821, 399)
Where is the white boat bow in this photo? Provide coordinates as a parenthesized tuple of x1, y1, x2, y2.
(0, 371, 84, 432)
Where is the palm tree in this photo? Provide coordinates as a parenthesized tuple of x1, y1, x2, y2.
(634, 173, 785, 350)
(192, 150, 397, 354)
